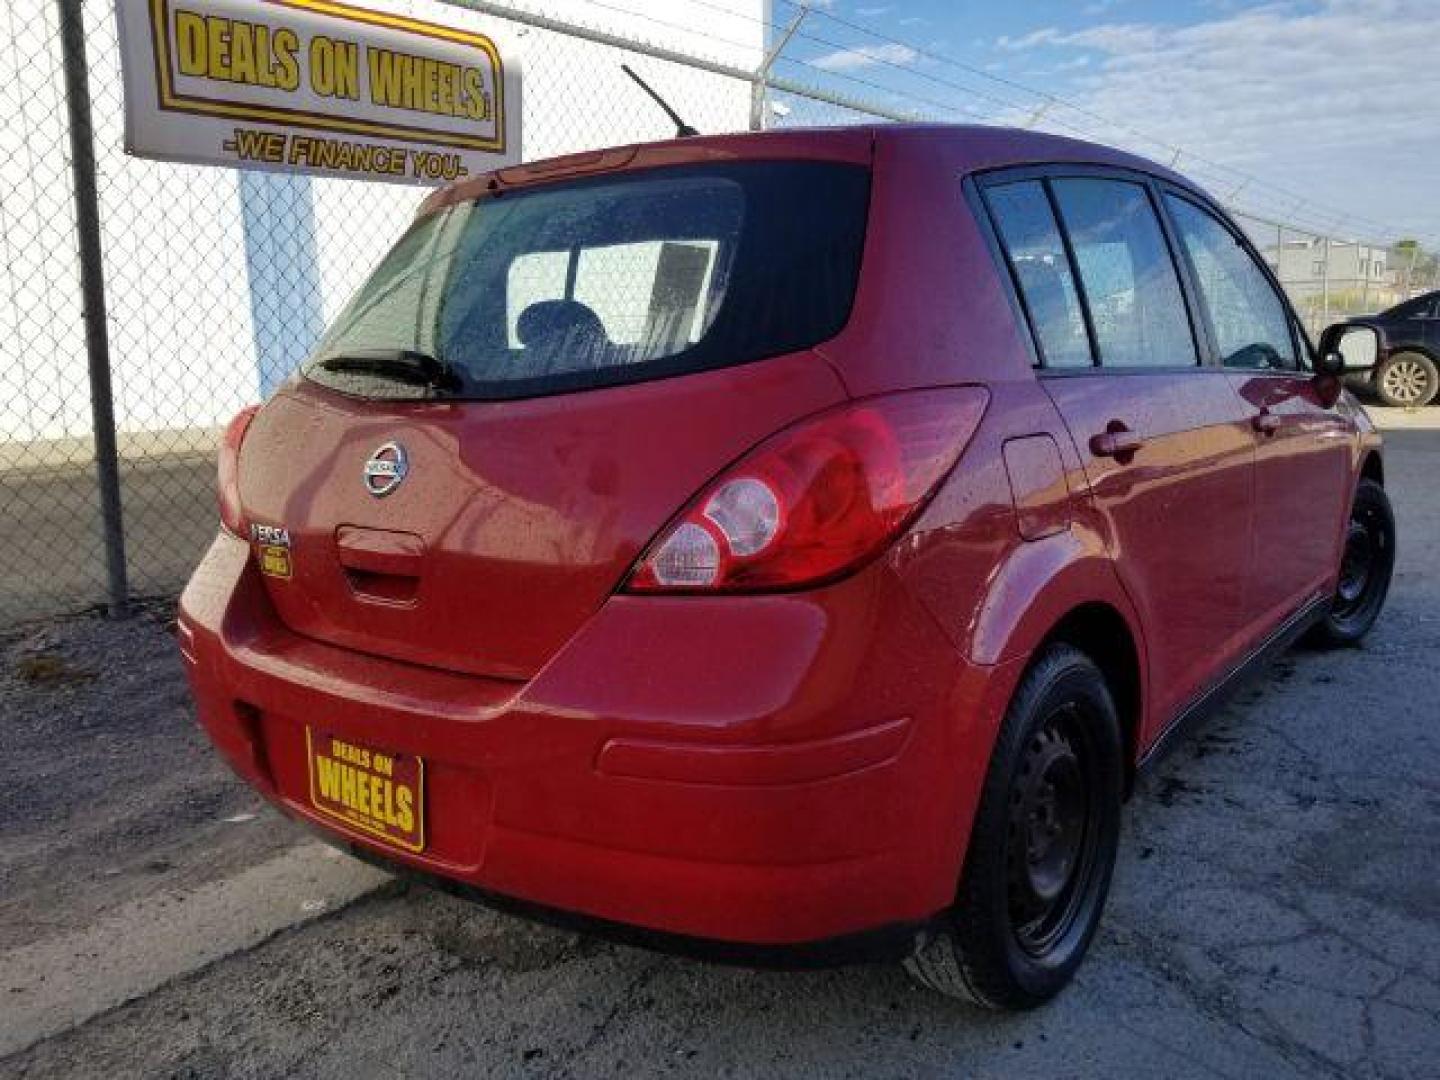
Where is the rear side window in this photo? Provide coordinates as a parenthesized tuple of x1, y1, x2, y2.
(305, 162, 870, 400)
(1165, 195, 1299, 371)
(1051, 178, 1197, 369)
(986, 181, 1092, 368)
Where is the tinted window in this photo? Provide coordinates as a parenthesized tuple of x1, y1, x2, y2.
(1051, 178, 1197, 368)
(1165, 196, 1299, 370)
(306, 162, 870, 400)
(986, 181, 1092, 368)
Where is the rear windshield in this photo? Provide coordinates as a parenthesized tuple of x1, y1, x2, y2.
(304, 161, 871, 400)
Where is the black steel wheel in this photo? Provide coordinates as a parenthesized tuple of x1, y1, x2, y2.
(1006, 704, 1104, 958)
(1309, 478, 1395, 647)
(905, 644, 1122, 1010)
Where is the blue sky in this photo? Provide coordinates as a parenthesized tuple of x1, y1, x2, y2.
(764, 0, 1440, 245)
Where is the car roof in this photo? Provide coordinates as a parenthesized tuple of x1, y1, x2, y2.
(420, 123, 1203, 217)
(877, 123, 1193, 186)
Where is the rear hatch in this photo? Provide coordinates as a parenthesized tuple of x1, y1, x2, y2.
(235, 154, 872, 680)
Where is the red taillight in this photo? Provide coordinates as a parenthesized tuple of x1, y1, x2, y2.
(626, 388, 989, 593)
(217, 405, 260, 536)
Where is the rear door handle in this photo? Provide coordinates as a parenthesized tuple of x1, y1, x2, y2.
(1089, 423, 1144, 460)
(1253, 409, 1282, 436)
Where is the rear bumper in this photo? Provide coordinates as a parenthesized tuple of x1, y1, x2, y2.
(333, 833, 933, 968)
(179, 531, 1022, 949)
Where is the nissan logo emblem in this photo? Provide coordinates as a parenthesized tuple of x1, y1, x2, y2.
(363, 442, 409, 497)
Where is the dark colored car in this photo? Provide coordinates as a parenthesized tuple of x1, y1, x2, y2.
(1342, 289, 1440, 407)
(180, 125, 1395, 1010)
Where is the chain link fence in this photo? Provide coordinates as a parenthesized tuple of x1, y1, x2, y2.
(1228, 208, 1440, 339)
(2, 0, 1434, 627)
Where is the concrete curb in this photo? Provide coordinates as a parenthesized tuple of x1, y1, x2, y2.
(0, 843, 389, 1057)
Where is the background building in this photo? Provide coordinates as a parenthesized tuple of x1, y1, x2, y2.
(1263, 236, 1400, 316)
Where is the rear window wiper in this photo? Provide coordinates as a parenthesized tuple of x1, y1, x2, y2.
(318, 349, 463, 392)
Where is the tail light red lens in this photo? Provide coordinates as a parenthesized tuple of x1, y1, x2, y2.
(217, 405, 260, 536)
(626, 388, 989, 593)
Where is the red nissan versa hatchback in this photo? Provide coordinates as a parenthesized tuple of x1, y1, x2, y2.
(180, 125, 1395, 1009)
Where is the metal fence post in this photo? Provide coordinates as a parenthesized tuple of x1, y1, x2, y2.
(57, 0, 129, 618)
(1321, 235, 1331, 326)
(749, 6, 806, 131)
(1360, 248, 1370, 314)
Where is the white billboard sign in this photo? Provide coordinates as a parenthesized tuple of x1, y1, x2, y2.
(115, 0, 522, 185)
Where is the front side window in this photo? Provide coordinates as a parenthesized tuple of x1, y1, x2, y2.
(1051, 178, 1197, 369)
(1165, 195, 1299, 371)
(985, 180, 1093, 368)
(305, 161, 870, 400)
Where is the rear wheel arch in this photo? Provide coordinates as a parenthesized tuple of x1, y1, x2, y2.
(1034, 603, 1144, 792)
(1382, 339, 1439, 364)
(966, 550, 1146, 775)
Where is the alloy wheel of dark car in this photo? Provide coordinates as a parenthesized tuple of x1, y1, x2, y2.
(1375, 352, 1439, 408)
(905, 644, 1122, 1009)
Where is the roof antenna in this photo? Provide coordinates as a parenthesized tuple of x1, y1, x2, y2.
(621, 64, 699, 138)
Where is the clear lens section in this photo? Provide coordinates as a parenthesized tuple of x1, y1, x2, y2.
(649, 522, 722, 587)
(703, 477, 780, 556)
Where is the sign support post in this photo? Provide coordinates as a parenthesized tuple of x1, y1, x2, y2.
(59, 0, 130, 619)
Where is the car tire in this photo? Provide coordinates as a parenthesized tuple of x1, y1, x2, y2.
(904, 643, 1123, 1010)
(1306, 478, 1395, 648)
(1374, 351, 1439, 408)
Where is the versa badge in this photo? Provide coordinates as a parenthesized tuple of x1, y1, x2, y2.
(249, 522, 292, 579)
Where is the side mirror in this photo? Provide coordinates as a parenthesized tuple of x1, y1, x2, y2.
(1315, 323, 1379, 376)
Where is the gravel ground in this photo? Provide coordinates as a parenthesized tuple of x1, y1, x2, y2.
(0, 603, 291, 952)
(2, 425, 1438, 1079)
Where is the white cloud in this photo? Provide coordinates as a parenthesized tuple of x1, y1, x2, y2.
(854, 4, 893, 15)
(997, 0, 1440, 239)
(1022, 55, 1094, 79)
(810, 41, 919, 71)
(997, 23, 1160, 53)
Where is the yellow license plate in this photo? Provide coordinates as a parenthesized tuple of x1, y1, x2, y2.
(306, 729, 425, 853)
